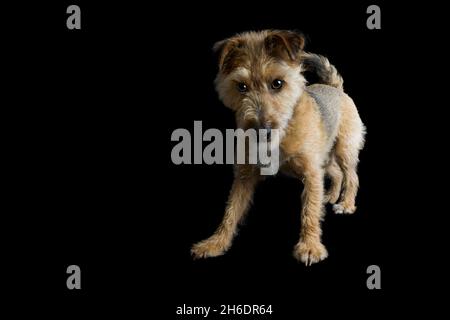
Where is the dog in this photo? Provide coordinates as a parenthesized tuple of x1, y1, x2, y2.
(191, 30, 366, 265)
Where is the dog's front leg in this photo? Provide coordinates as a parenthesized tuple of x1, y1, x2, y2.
(191, 165, 258, 259)
(293, 163, 328, 265)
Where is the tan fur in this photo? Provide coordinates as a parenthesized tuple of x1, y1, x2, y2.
(191, 30, 366, 265)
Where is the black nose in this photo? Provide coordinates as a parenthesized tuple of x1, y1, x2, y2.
(259, 123, 272, 141)
(266, 128, 272, 141)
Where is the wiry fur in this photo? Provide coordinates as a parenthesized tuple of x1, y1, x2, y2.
(301, 52, 344, 89)
(192, 30, 366, 265)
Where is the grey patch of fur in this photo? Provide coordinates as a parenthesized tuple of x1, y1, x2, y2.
(306, 84, 342, 141)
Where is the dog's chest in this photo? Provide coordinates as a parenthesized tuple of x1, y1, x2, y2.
(277, 149, 301, 177)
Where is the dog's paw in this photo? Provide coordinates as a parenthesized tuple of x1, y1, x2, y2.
(332, 203, 356, 214)
(324, 192, 339, 205)
(191, 238, 228, 259)
(293, 241, 328, 266)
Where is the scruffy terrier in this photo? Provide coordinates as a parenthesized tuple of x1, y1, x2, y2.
(191, 30, 366, 265)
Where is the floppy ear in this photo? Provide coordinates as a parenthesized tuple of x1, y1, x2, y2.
(265, 30, 305, 62)
(213, 38, 243, 73)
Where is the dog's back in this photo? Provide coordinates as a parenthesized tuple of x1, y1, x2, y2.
(301, 52, 364, 151)
(306, 84, 342, 142)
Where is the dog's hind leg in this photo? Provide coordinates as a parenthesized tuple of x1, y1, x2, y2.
(324, 154, 343, 204)
(191, 165, 259, 259)
(332, 95, 365, 214)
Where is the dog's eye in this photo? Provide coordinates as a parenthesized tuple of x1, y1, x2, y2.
(271, 79, 284, 90)
(237, 82, 248, 93)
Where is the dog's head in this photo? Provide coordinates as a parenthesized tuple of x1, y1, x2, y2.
(214, 30, 306, 135)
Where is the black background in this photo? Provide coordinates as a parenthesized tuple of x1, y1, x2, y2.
(5, 0, 425, 317)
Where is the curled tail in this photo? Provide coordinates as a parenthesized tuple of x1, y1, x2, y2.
(301, 52, 344, 90)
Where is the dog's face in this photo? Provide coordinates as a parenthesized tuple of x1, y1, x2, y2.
(214, 30, 306, 135)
